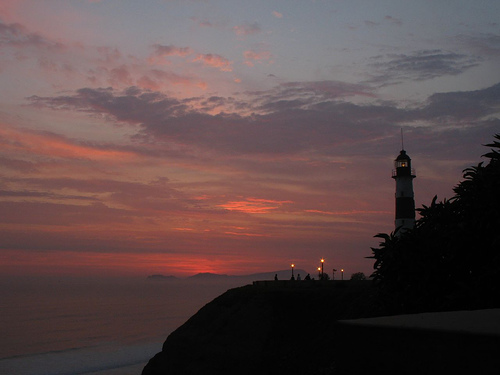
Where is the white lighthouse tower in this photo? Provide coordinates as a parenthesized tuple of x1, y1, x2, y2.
(392, 148, 416, 233)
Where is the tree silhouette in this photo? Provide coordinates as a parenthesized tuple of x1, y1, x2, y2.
(350, 272, 367, 280)
(370, 134, 500, 313)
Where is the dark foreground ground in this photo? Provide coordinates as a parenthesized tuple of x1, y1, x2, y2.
(142, 281, 500, 375)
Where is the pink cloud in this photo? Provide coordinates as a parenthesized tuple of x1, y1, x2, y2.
(107, 65, 134, 86)
(0, 20, 217, 97)
(243, 50, 273, 67)
(232, 22, 261, 36)
(0, 1, 24, 22)
(137, 69, 207, 90)
(96, 46, 122, 64)
(148, 44, 193, 66)
(0, 124, 136, 161)
(193, 53, 233, 72)
(0, 21, 66, 51)
(272, 11, 283, 19)
(37, 57, 76, 75)
(151, 44, 193, 58)
(0, 20, 207, 93)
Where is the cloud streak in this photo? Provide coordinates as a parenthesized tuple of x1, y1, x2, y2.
(0, 21, 65, 51)
(368, 50, 481, 84)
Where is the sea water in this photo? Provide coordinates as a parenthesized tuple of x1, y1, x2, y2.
(0, 276, 246, 375)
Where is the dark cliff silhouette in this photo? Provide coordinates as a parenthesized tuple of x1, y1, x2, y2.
(142, 282, 380, 375)
(142, 281, 500, 375)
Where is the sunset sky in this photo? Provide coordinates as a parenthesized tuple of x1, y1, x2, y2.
(1, 0, 499, 278)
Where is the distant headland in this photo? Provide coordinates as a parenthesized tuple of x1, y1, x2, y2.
(146, 269, 310, 282)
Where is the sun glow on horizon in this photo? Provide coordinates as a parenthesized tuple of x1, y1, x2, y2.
(0, 249, 286, 278)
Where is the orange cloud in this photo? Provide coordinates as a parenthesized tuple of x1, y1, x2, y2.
(219, 197, 292, 214)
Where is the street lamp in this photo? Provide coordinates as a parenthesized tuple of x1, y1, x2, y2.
(317, 267, 321, 279)
(321, 258, 324, 279)
(341, 268, 344, 281)
(291, 264, 295, 279)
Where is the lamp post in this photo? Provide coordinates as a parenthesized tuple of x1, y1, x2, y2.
(332, 268, 337, 280)
(291, 264, 295, 280)
(321, 258, 324, 279)
(317, 267, 321, 279)
(341, 269, 344, 281)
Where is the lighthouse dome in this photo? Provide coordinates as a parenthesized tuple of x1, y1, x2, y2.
(396, 150, 410, 160)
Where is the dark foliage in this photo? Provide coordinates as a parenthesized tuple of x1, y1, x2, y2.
(370, 134, 500, 313)
(350, 272, 367, 281)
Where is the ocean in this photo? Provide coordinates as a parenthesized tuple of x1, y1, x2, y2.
(0, 276, 248, 375)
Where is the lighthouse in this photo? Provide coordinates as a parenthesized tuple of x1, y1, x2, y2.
(392, 149, 416, 233)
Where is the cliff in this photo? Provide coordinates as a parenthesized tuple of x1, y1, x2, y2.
(141, 281, 381, 375)
(142, 281, 500, 374)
